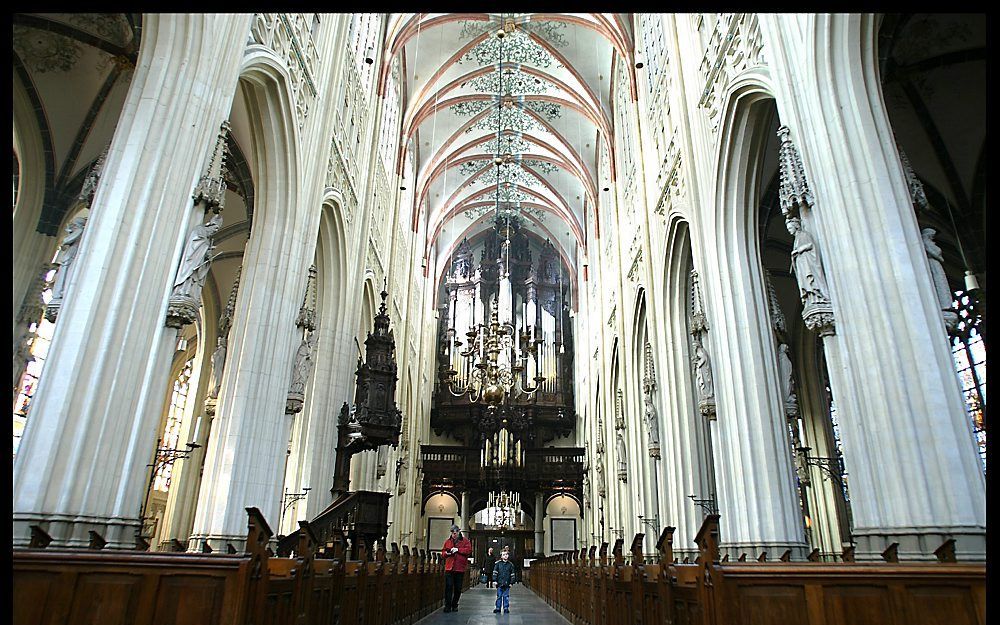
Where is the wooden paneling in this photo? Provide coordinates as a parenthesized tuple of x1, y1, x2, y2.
(735, 585, 810, 625)
(66, 573, 144, 625)
(822, 585, 897, 625)
(13, 509, 446, 625)
(150, 576, 228, 625)
(900, 585, 981, 625)
(526, 518, 986, 625)
(13, 571, 61, 624)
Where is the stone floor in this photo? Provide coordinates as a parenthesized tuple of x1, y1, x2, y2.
(413, 582, 570, 625)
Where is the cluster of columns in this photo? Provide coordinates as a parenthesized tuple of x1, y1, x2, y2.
(13, 16, 255, 549)
(10, 14, 984, 565)
(575, 13, 984, 562)
(12, 15, 359, 552)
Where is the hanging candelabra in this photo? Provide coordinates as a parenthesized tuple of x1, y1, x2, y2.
(486, 490, 522, 529)
(439, 298, 542, 406)
(437, 14, 544, 409)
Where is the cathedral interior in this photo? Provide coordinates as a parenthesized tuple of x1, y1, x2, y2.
(12, 13, 985, 625)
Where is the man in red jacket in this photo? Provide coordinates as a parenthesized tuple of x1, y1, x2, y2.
(441, 524, 473, 612)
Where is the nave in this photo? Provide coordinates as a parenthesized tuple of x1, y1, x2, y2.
(12, 11, 985, 625)
(413, 584, 569, 625)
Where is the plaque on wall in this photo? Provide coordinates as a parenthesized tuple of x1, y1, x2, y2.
(550, 518, 577, 552)
(428, 517, 455, 551)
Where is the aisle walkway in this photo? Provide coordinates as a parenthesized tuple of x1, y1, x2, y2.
(413, 582, 570, 625)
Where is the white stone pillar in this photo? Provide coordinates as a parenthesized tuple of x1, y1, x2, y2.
(461, 491, 470, 532)
(655, 252, 716, 560)
(12, 15, 252, 549)
(302, 326, 356, 520)
(188, 52, 330, 551)
(761, 13, 986, 561)
(658, 338, 707, 556)
(154, 319, 216, 549)
(694, 276, 808, 558)
(692, 122, 807, 559)
(534, 491, 545, 556)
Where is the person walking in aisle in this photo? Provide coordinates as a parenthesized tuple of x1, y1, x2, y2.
(441, 524, 473, 612)
(484, 546, 497, 588)
(492, 548, 516, 614)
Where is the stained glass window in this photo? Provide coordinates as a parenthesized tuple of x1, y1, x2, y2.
(379, 58, 401, 170)
(152, 359, 194, 492)
(638, 14, 672, 161)
(639, 15, 667, 96)
(13, 266, 56, 460)
(350, 14, 380, 89)
(950, 289, 986, 470)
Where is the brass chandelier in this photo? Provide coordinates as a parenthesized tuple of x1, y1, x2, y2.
(485, 490, 523, 529)
(439, 299, 542, 406)
(438, 15, 544, 408)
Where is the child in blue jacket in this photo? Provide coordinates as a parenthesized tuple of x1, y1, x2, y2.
(491, 549, 516, 613)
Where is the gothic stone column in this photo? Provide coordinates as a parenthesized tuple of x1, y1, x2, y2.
(692, 122, 810, 561)
(761, 13, 986, 560)
(534, 491, 545, 557)
(461, 490, 470, 532)
(187, 53, 327, 552)
(12, 15, 251, 549)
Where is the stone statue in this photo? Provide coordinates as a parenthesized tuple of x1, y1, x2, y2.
(616, 431, 627, 482)
(289, 332, 318, 396)
(777, 342, 797, 416)
(396, 456, 408, 495)
(921, 228, 958, 330)
(595, 461, 606, 497)
(172, 213, 223, 301)
(694, 341, 715, 401)
(642, 393, 661, 456)
(50, 216, 88, 301)
(207, 335, 227, 399)
(395, 456, 406, 484)
(786, 217, 830, 307)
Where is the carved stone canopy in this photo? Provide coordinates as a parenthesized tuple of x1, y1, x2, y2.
(777, 125, 814, 217)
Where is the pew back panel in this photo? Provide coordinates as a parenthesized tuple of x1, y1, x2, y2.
(14, 551, 249, 625)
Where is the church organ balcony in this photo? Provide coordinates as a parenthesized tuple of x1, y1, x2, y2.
(432, 214, 577, 446)
(420, 444, 584, 497)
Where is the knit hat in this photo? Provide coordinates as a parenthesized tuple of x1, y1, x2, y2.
(450, 524, 461, 532)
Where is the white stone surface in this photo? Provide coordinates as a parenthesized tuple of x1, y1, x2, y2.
(12, 14, 253, 549)
(11, 13, 983, 563)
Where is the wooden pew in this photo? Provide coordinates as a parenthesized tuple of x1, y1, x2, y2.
(14, 508, 451, 625)
(525, 515, 985, 625)
(14, 546, 252, 625)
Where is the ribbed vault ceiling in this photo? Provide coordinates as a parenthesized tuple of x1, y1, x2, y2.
(12, 13, 141, 235)
(381, 13, 634, 275)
